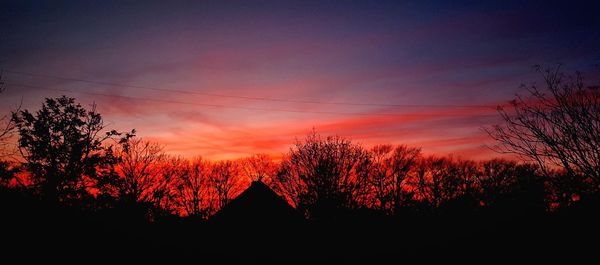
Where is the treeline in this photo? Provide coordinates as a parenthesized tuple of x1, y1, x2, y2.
(1, 66, 599, 223)
(0, 96, 596, 223)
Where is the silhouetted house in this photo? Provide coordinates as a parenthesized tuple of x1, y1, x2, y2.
(210, 180, 303, 226)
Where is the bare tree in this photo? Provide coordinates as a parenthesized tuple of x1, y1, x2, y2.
(476, 159, 535, 207)
(150, 159, 178, 214)
(276, 131, 371, 219)
(369, 144, 421, 214)
(486, 66, 600, 190)
(171, 157, 215, 218)
(154, 156, 187, 215)
(0, 120, 15, 158)
(410, 156, 464, 208)
(115, 137, 166, 203)
(242, 153, 277, 183)
(210, 160, 243, 211)
(0, 72, 17, 158)
(273, 157, 306, 209)
(454, 159, 479, 201)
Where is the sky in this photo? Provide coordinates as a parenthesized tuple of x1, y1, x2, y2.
(1, 0, 599, 160)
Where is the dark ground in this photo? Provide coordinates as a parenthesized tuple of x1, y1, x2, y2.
(1, 190, 598, 264)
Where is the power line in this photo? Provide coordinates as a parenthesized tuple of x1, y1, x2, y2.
(4, 69, 495, 109)
(7, 82, 498, 118)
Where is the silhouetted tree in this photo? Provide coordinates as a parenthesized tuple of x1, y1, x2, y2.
(368, 144, 421, 214)
(486, 66, 600, 191)
(545, 169, 587, 209)
(110, 136, 170, 220)
(210, 160, 243, 211)
(0, 160, 19, 188)
(242, 153, 277, 182)
(0, 73, 17, 158)
(0, 75, 22, 188)
(452, 159, 480, 208)
(157, 156, 188, 215)
(411, 156, 464, 208)
(473, 159, 527, 207)
(505, 163, 546, 213)
(272, 160, 305, 209)
(171, 157, 215, 218)
(12, 96, 130, 203)
(116, 137, 166, 203)
(0, 122, 15, 158)
(277, 131, 371, 219)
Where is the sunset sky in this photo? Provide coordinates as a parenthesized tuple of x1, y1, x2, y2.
(1, 0, 599, 160)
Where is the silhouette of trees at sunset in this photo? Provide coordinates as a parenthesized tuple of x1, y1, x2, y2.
(242, 153, 277, 182)
(11, 96, 132, 204)
(0, 89, 598, 218)
(0, 68, 598, 261)
(115, 137, 166, 203)
(486, 65, 600, 196)
(170, 157, 215, 218)
(275, 131, 371, 219)
(367, 144, 420, 214)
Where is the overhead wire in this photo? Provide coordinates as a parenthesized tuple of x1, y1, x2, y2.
(7, 82, 498, 117)
(4, 69, 496, 109)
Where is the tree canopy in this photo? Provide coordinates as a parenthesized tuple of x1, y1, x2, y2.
(12, 96, 132, 203)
